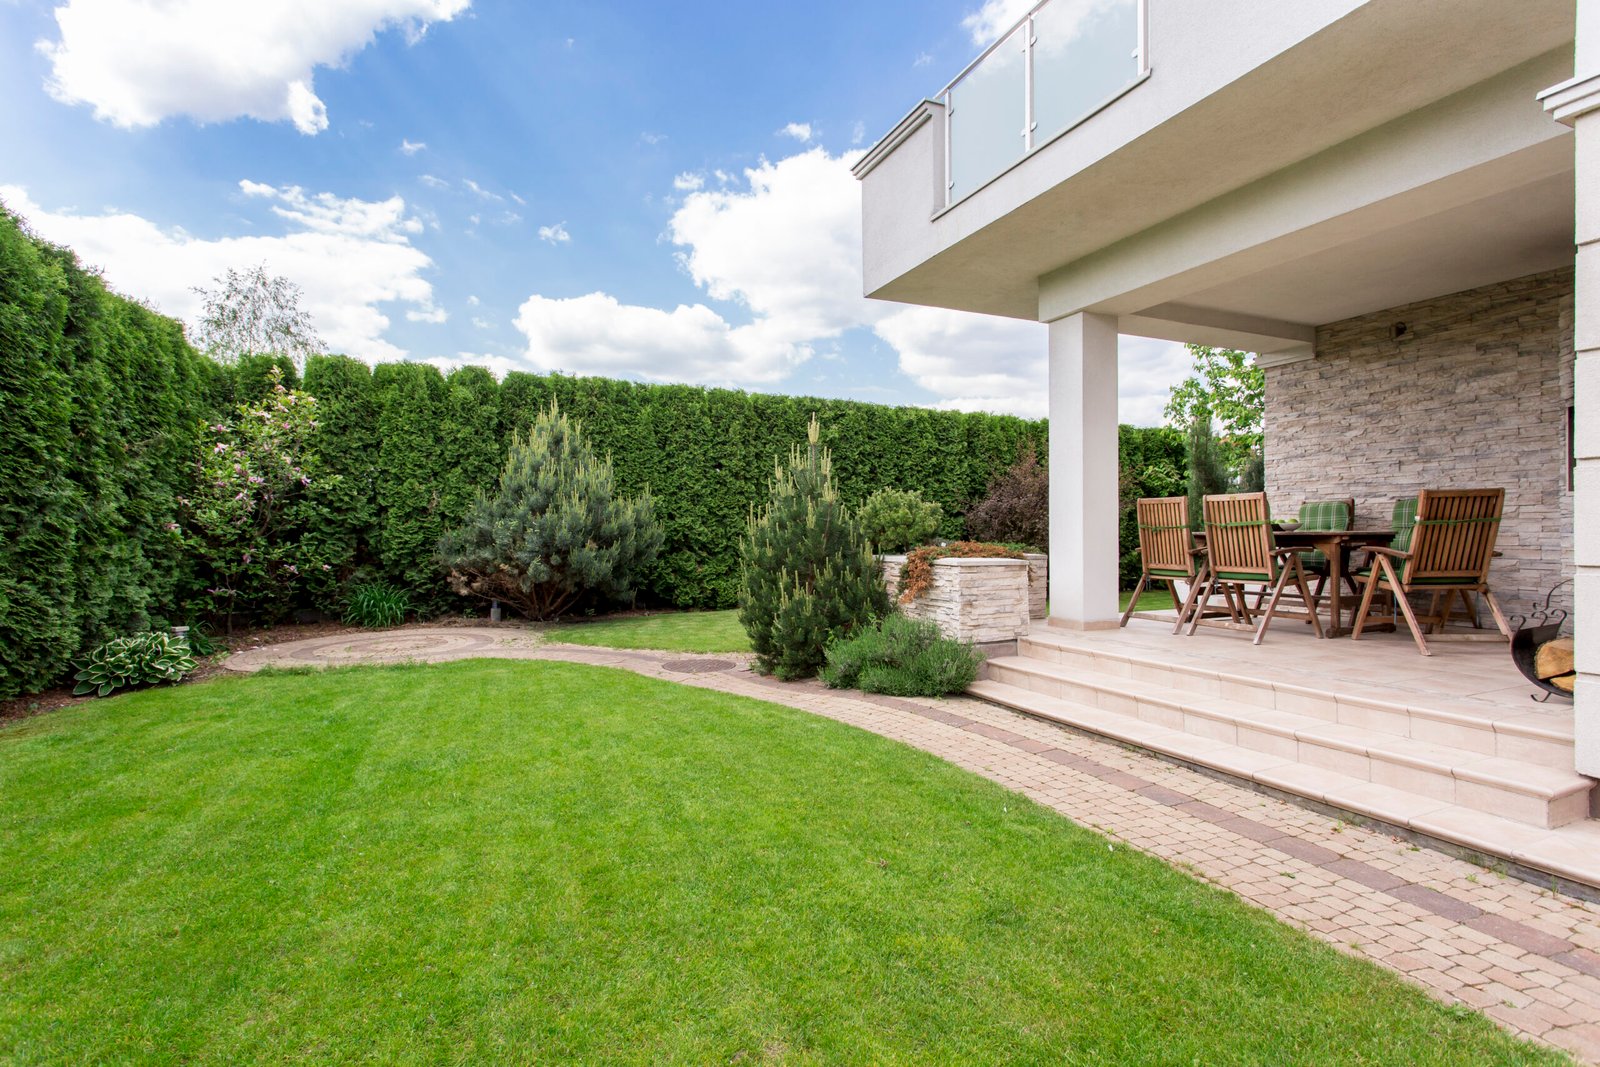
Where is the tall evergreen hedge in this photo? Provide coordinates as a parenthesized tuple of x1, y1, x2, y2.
(0, 203, 217, 700)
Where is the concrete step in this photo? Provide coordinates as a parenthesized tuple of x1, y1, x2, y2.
(981, 655, 1592, 830)
(1017, 630, 1574, 771)
(966, 677, 1600, 890)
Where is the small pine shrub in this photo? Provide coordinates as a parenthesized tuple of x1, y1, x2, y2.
(964, 440, 1048, 550)
(821, 614, 982, 697)
(739, 415, 890, 680)
(897, 541, 1024, 604)
(857, 488, 943, 554)
(343, 582, 411, 628)
(72, 633, 196, 697)
(438, 399, 664, 620)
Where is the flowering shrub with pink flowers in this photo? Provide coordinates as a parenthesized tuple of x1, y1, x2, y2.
(173, 368, 337, 632)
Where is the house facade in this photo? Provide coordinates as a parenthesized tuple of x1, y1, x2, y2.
(854, 0, 1599, 781)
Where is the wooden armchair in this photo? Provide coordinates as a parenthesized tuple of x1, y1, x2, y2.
(1122, 496, 1205, 633)
(1187, 492, 1324, 644)
(1351, 488, 1510, 656)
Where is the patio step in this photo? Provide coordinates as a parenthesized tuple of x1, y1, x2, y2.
(965, 675, 1600, 891)
(1016, 630, 1575, 771)
(975, 654, 1593, 831)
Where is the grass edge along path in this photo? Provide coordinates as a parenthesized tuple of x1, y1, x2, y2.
(0, 660, 1565, 1065)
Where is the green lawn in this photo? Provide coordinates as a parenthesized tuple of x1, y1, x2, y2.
(0, 663, 1558, 1065)
(546, 608, 750, 653)
(1120, 587, 1178, 612)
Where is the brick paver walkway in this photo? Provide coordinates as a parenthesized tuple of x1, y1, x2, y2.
(228, 629, 1600, 1063)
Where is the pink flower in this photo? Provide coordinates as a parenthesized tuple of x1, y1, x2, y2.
(164, 522, 180, 532)
(321, 563, 332, 571)
(242, 552, 251, 563)
(285, 564, 299, 575)
(213, 442, 228, 453)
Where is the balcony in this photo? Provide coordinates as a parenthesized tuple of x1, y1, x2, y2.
(941, 0, 1148, 206)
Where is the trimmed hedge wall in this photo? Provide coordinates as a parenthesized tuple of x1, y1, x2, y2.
(1, 204, 223, 700)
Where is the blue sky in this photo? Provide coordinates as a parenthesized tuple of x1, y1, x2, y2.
(0, 0, 1189, 422)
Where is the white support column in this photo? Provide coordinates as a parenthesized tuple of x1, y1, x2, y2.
(1544, 0, 1600, 774)
(1046, 311, 1121, 630)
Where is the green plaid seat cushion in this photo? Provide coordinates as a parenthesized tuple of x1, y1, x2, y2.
(1296, 499, 1351, 570)
(1390, 497, 1418, 553)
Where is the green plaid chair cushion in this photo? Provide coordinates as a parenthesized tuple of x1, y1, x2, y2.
(1390, 497, 1418, 554)
(1296, 499, 1351, 571)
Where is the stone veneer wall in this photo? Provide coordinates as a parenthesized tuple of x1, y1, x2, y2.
(879, 556, 1032, 644)
(1264, 268, 1575, 616)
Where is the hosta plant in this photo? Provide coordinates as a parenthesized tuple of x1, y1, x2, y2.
(72, 633, 197, 698)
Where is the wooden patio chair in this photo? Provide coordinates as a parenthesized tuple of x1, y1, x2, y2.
(1186, 492, 1325, 644)
(1350, 488, 1511, 656)
(1122, 496, 1208, 633)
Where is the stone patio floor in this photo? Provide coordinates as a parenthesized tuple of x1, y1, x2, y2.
(228, 628, 1600, 1063)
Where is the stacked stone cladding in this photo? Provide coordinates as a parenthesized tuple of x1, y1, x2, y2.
(878, 555, 1032, 644)
(1264, 268, 1575, 616)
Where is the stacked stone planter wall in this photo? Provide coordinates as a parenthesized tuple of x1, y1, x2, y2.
(879, 555, 1033, 645)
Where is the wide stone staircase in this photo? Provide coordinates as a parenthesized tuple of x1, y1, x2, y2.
(969, 628, 1600, 889)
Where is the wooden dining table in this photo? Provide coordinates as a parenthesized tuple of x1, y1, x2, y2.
(1194, 527, 1395, 637)
(1272, 528, 1395, 637)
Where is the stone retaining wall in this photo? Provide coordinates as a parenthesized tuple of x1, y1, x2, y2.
(879, 554, 1032, 644)
(1264, 268, 1574, 615)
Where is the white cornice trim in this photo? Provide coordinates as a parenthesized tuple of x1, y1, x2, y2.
(1254, 346, 1316, 369)
(851, 101, 941, 180)
(1538, 70, 1600, 125)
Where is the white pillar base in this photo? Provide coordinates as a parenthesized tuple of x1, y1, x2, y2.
(1046, 311, 1121, 630)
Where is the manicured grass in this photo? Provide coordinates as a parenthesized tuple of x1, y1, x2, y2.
(546, 608, 750, 653)
(1120, 587, 1178, 612)
(0, 663, 1558, 1064)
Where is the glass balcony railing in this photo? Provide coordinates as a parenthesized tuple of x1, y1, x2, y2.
(942, 0, 1148, 205)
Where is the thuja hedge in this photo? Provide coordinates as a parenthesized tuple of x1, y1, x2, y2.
(1, 204, 227, 700)
(286, 360, 1048, 613)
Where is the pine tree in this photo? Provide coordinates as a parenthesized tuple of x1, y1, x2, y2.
(1186, 409, 1232, 528)
(437, 400, 662, 619)
(739, 415, 889, 680)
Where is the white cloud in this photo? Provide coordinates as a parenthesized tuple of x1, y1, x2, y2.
(672, 172, 704, 192)
(400, 138, 426, 155)
(873, 307, 1045, 418)
(777, 121, 813, 142)
(514, 292, 808, 385)
(1, 181, 439, 363)
(418, 174, 449, 189)
(638, 131, 667, 145)
(960, 0, 1033, 44)
(851, 120, 867, 145)
(471, 316, 492, 329)
(239, 180, 422, 240)
(463, 178, 503, 202)
(537, 222, 570, 245)
(406, 306, 448, 324)
(466, 294, 480, 306)
(914, 51, 934, 66)
(37, 0, 470, 135)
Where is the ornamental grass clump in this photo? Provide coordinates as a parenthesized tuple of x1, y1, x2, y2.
(821, 614, 983, 697)
(856, 488, 943, 554)
(342, 581, 411, 628)
(739, 416, 889, 680)
(897, 541, 1025, 604)
(437, 400, 663, 620)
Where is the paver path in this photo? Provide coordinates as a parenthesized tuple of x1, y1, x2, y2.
(227, 627, 1600, 1063)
